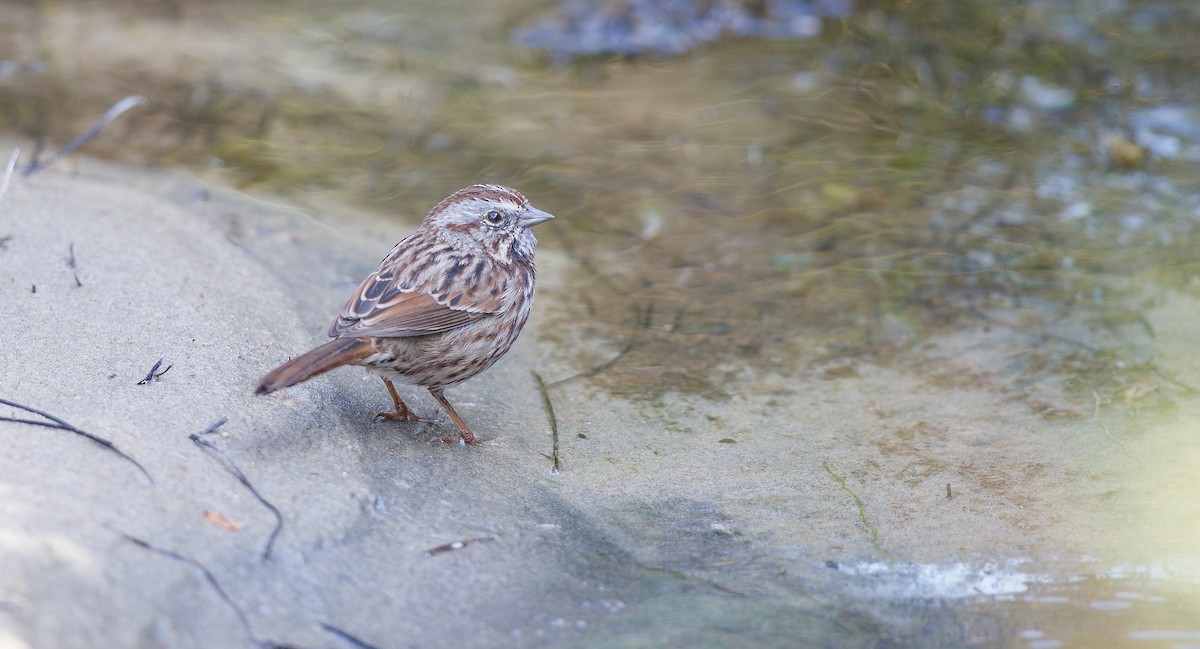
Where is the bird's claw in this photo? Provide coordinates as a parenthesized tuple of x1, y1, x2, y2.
(375, 410, 425, 423)
(442, 432, 478, 446)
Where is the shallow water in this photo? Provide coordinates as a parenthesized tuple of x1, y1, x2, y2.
(2, 0, 1198, 647)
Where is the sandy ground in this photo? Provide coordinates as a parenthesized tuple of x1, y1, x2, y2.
(1, 159, 1197, 648)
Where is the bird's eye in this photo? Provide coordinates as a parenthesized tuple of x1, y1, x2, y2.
(485, 210, 503, 225)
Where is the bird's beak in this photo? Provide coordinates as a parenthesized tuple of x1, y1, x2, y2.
(518, 206, 555, 228)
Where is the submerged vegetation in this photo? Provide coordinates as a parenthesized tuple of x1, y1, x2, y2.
(1, 0, 1198, 408)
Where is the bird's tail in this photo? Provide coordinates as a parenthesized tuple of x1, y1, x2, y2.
(255, 338, 374, 395)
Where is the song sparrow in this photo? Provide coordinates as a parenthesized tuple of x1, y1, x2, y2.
(255, 184, 554, 446)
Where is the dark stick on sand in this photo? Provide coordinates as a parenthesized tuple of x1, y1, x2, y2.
(112, 529, 284, 648)
(0, 396, 153, 483)
(137, 358, 173, 385)
(189, 419, 284, 560)
(532, 371, 561, 474)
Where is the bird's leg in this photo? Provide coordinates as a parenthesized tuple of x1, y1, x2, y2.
(375, 378, 426, 423)
(428, 388, 478, 446)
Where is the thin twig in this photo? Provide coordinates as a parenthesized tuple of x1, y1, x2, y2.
(823, 460, 894, 561)
(1090, 286, 1155, 340)
(545, 301, 649, 388)
(532, 371, 560, 474)
(1091, 389, 1130, 453)
(629, 562, 745, 597)
(189, 419, 283, 560)
(424, 536, 494, 557)
(1150, 365, 1200, 395)
(25, 96, 149, 175)
(137, 358, 173, 385)
(320, 623, 382, 649)
(0, 396, 153, 483)
(0, 148, 18, 205)
(67, 243, 82, 287)
(546, 338, 635, 388)
(112, 529, 274, 648)
(969, 304, 1099, 353)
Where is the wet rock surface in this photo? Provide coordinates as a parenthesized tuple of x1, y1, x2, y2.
(1, 161, 1196, 648)
(2, 0, 1200, 646)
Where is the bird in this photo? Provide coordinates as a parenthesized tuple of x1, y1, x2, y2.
(255, 184, 554, 446)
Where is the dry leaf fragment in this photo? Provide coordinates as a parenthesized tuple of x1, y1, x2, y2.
(204, 510, 244, 532)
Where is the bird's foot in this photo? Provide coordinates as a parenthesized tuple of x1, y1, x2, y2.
(443, 431, 479, 446)
(375, 408, 429, 424)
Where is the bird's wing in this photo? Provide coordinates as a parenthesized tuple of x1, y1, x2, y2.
(328, 241, 507, 339)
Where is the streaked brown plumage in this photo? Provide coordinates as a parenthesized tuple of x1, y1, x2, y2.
(255, 184, 553, 446)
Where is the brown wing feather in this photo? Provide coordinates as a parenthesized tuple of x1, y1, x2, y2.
(328, 236, 506, 339)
